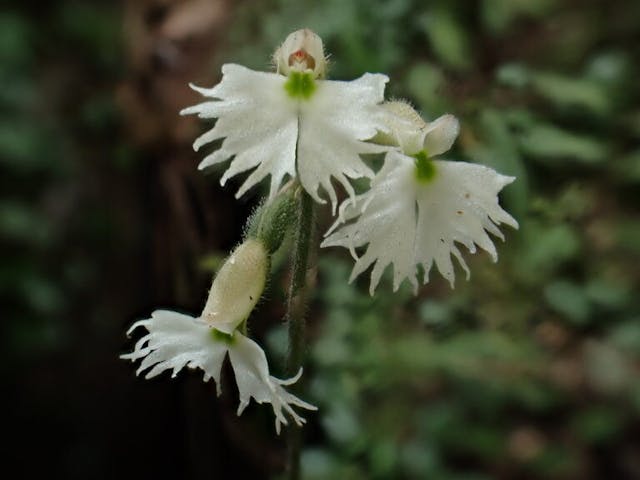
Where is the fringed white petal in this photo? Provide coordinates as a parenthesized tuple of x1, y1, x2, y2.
(182, 64, 389, 208)
(322, 152, 418, 294)
(297, 73, 390, 212)
(415, 160, 518, 287)
(228, 334, 317, 435)
(322, 152, 518, 293)
(120, 310, 227, 386)
(182, 64, 297, 201)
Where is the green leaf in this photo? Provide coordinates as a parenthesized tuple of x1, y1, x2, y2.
(616, 221, 640, 254)
(496, 63, 531, 89)
(530, 446, 579, 477)
(404, 62, 447, 114)
(0, 122, 48, 171)
(322, 402, 362, 444)
(400, 442, 440, 477)
(531, 72, 611, 115)
(518, 222, 581, 281)
(585, 279, 630, 310)
(481, 0, 558, 33)
(419, 300, 453, 327)
(418, 9, 472, 72)
(544, 280, 591, 325)
(584, 341, 631, 395)
(613, 149, 640, 183)
(608, 320, 640, 353)
(572, 407, 622, 445)
(519, 124, 609, 165)
(55, 2, 120, 69)
(0, 13, 33, 67)
(301, 449, 337, 480)
(585, 51, 633, 89)
(0, 202, 48, 244)
(369, 440, 398, 475)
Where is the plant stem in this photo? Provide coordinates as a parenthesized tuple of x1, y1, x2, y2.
(285, 188, 315, 480)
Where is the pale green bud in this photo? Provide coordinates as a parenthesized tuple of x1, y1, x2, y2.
(201, 239, 268, 334)
(380, 101, 460, 157)
(380, 101, 429, 155)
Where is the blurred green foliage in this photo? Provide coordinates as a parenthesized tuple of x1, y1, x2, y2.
(1, 1, 123, 361)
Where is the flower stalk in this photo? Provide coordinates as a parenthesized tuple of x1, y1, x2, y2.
(285, 187, 316, 480)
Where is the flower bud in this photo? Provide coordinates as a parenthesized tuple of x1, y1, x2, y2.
(380, 101, 428, 155)
(274, 29, 327, 78)
(380, 101, 460, 157)
(201, 239, 269, 334)
(253, 191, 297, 254)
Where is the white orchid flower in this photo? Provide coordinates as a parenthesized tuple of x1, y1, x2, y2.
(181, 29, 389, 212)
(322, 102, 519, 294)
(121, 311, 315, 434)
(121, 239, 316, 433)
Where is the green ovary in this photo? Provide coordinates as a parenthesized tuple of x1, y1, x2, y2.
(413, 150, 436, 183)
(284, 71, 316, 100)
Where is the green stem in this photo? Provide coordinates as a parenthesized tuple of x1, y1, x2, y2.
(285, 188, 315, 480)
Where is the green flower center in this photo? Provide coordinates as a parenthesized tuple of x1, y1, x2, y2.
(413, 150, 436, 183)
(284, 71, 316, 100)
(210, 328, 235, 345)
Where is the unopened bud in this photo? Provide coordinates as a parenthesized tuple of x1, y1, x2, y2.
(380, 101, 428, 155)
(255, 192, 296, 254)
(201, 239, 268, 334)
(381, 101, 459, 157)
(274, 29, 327, 78)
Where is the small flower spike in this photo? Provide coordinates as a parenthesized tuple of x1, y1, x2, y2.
(322, 102, 518, 294)
(181, 29, 390, 212)
(121, 239, 316, 433)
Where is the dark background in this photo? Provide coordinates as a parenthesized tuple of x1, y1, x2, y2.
(3, 0, 640, 479)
